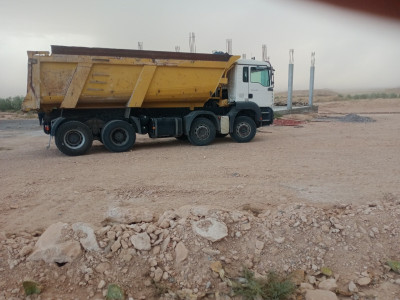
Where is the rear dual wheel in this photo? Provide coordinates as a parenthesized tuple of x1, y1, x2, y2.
(101, 120, 136, 152)
(55, 121, 93, 156)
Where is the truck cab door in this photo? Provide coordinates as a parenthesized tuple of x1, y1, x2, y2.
(247, 66, 274, 108)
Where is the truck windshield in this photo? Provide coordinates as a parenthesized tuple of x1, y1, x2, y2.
(250, 67, 270, 87)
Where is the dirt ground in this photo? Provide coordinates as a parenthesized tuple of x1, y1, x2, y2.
(1, 98, 400, 299)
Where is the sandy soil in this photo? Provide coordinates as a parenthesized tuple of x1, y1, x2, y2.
(0, 98, 400, 299)
(1, 99, 399, 234)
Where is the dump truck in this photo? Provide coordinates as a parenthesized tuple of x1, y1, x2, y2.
(22, 45, 274, 156)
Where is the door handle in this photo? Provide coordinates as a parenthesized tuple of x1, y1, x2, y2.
(248, 94, 253, 99)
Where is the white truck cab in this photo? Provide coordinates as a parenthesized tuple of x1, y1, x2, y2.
(228, 59, 274, 109)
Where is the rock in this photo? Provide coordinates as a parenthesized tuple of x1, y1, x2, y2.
(98, 280, 106, 289)
(107, 231, 116, 240)
(130, 233, 151, 251)
(274, 237, 285, 244)
(318, 279, 338, 291)
(241, 223, 251, 231)
(161, 236, 170, 252)
(305, 289, 338, 300)
(104, 207, 154, 224)
(111, 239, 121, 252)
(95, 262, 111, 274)
(191, 206, 211, 217)
(202, 247, 220, 256)
(158, 210, 179, 226)
(159, 220, 170, 229)
(308, 276, 317, 284)
(72, 222, 100, 252)
(154, 267, 163, 282)
(28, 222, 82, 264)
(19, 245, 34, 257)
(357, 277, 371, 286)
(162, 272, 169, 280)
(301, 283, 314, 290)
(255, 240, 265, 250)
(348, 281, 358, 293)
(192, 218, 228, 242)
(175, 242, 188, 264)
(152, 245, 161, 255)
(146, 224, 157, 234)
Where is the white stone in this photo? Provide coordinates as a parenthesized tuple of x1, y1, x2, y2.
(154, 267, 163, 282)
(255, 240, 265, 250)
(98, 280, 106, 289)
(348, 281, 358, 292)
(318, 279, 337, 291)
(300, 283, 314, 290)
(28, 222, 82, 264)
(305, 289, 338, 300)
(357, 277, 371, 286)
(274, 237, 285, 244)
(175, 242, 189, 264)
(130, 232, 151, 251)
(72, 222, 100, 252)
(111, 239, 121, 252)
(192, 218, 228, 242)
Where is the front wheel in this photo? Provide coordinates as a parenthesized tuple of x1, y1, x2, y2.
(101, 120, 136, 152)
(230, 116, 257, 143)
(188, 117, 216, 146)
(55, 121, 93, 156)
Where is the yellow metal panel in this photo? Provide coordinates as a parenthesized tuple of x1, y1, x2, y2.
(24, 50, 241, 111)
(126, 65, 157, 108)
(61, 63, 92, 108)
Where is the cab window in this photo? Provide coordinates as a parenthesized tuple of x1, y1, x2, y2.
(243, 67, 249, 82)
(250, 67, 270, 87)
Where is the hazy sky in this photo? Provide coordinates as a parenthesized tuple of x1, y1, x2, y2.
(0, 0, 399, 97)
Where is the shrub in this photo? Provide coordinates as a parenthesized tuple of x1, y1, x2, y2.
(233, 269, 296, 300)
(0, 96, 24, 111)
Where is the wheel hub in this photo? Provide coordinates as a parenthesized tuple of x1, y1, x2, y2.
(111, 128, 128, 145)
(237, 122, 251, 138)
(64, 130, 85, 149)
(195, 125, 210, 140)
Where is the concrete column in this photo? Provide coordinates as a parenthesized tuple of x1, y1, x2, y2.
(287, 49, 294, 110)
(308, 52, 315, 107)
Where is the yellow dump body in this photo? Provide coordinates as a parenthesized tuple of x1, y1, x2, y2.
(23, 46, 240, 112)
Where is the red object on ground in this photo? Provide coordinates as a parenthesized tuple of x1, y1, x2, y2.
(273, 119, 304, 126)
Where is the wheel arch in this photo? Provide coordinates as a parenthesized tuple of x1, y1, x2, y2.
(183, 111, 219, 135)
(227, 102, 262, 132)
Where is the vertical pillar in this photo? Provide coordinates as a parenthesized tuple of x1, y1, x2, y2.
(287, 49, 294, 110)
(308, 52, 316, 107)
(226, 39, 232, 55)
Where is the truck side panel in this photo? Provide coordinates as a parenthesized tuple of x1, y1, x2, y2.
(22, 47, 240, 112)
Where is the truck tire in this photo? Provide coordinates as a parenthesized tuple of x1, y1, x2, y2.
(230, 116, 256, 143)
(101, 120, 136, 152)
(55, 121, 93, 156)
(188, 117, 216, 146)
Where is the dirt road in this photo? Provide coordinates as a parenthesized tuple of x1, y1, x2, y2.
(1, 99, 399, 234)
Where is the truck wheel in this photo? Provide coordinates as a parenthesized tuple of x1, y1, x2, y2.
(101, 120, 136, 152)
(55, 121, 93, 156)
(230, 116, 256, 143)
(188, 117, 216, 146)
